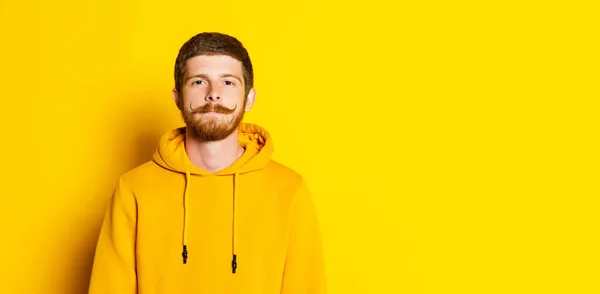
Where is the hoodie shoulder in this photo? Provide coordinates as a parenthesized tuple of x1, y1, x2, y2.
(117, 160, 169, 187)
(263, 159, 305, 184)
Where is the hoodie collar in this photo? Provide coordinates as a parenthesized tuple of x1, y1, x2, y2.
(152, 122, 274, 176)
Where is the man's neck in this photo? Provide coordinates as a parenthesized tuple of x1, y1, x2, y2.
(185, 129, 245, 173)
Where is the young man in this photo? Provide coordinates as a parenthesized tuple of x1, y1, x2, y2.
(88, 32, 326, 294)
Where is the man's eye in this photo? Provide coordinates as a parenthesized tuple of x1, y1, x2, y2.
(224, 81, 234, 86)
(193, 80, 205, 85)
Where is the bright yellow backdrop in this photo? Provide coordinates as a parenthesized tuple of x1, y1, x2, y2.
(1, 0, 598, 293)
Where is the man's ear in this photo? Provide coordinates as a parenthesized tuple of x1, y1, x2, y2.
(244, 88, 256, 112)
(172, 88, 182, 110)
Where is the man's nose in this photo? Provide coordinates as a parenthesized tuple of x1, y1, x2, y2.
(206, 85, 221, 101)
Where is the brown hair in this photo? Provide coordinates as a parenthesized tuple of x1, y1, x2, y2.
(174, 32, 254, 99)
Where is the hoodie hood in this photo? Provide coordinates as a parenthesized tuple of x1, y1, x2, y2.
(151, 122, 274, 273)
(152, 122, 274, 176)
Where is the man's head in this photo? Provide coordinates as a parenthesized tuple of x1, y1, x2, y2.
(172, 32, 256, 141)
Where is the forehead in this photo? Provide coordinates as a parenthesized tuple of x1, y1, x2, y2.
(185, 55, 243, 76)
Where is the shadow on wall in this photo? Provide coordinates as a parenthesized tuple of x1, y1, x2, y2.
(67, 89, 179, 294)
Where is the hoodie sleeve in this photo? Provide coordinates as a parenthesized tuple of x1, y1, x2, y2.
(88, 177, 137, 294)
(281, 179, 327, 294)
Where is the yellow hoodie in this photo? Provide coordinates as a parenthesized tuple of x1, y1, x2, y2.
(88, 123, 326, 294)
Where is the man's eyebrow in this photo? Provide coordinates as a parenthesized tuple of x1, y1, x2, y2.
(185, 74, 208, 82)
(185, 73, 243, 82)
(219, 74, 243, 82)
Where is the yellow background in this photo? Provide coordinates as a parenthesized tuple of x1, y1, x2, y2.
(1, 0, 598, 293)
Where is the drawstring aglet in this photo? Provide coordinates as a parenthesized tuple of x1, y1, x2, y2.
(231, 254, 237, 273)
(182, 245, 188, 264)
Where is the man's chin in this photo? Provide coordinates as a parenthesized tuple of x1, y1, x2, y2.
(186, 122, 234, 141)
(183, 111, 244, 141)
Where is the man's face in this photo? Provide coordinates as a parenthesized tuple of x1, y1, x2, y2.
(174, 55, 254, 141)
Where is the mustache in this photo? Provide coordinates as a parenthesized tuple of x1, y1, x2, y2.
(190, 103, 237, 114)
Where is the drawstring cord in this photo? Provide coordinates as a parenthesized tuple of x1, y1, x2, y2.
(232, 172, 239, 273)
(182, 169, 191, 264)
